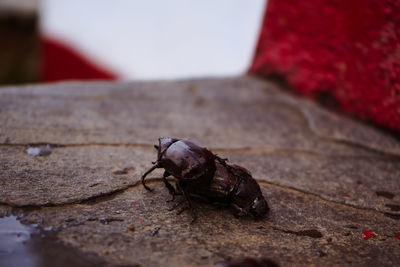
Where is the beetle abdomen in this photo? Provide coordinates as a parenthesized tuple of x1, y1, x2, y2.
(193, 161, 238, 202)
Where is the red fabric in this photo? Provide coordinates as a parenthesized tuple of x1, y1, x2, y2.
(42, 37, 117, 82)
(250, 0, 400, 132)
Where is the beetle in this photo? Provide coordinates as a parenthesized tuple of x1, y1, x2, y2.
(141, 137, 269, 219)
(141, 137, 216, 194)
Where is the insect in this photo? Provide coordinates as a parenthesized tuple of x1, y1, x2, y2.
(141, 138, 269, 219)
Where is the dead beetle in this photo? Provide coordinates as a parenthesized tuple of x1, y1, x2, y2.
(141, 138, 269, 219)
(141, 137, 216, 193)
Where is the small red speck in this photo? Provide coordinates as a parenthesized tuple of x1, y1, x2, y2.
(345, 194, 350, 198)
(6, 196, 13, 201)
(362, 230, 377, 240)
(98, 203, 104, 207)
(131, 202, 137, 206)
(395, 233, 400, 239)
(140, 220, 144, 223)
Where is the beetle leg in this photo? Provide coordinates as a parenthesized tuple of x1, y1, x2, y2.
(182, 188, 197, 223)
(176, 205, 188, 215)
(168, 198, 185, 211)
(163, 171, 181, 202)
(141, 163, 161, 191)
(231, 203, 248, 217)
(169, 183, 197, 223)
(166, 191, 183, 202)
(163, 171, 174, 194)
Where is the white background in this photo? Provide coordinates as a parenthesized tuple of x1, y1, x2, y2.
(41, 0, 266, 80)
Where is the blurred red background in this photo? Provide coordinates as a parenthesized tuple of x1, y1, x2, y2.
(0, 0, 399, 133)
(250, 0, 400, 132)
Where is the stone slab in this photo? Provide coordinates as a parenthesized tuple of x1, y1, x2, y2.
(1, 77, 399, 156)
(1, 76, 399, 266)
(2, 181, 399, 266)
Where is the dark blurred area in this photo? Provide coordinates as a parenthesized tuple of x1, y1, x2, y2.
(0, 0, 39, 85)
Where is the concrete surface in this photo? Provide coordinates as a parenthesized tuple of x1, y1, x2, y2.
(0, 76, 399, 266)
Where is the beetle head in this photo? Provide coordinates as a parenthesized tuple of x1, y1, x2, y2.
(249, 196, 269, 218)
(156, 137, 179, 158)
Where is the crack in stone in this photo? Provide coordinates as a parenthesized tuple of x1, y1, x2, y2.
(271, 227, 323, 238)
(0, 178, 162, 209)
(0, 142, 396, 160)
(1, 103, 399, 159)
(213, 147, 396, 161)
(1, 177, 395, 221)
(269, 101, 400, 158)
(383, 213, 400, 220)
(258, 181, 396, 219)
(0, 142, 154, 149)
(326, 138, 400, 159)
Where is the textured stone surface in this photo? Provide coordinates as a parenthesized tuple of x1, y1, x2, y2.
(0, 146, 153, 206)
(0, 76, 399, 266)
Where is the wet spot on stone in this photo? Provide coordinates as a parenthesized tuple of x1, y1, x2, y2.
(297, 229, 323, 238)
(112, 170, 128, 175)
(98, 217, 124, 225)
(362, 230, 377, 240)
(376, 191, 395, 199)
(281, 228, 323, 238)
(343, 232, 351, 236)
(317, 250, 327, 257)
(26, 145, 52, 156)
(385, 204, 400, 212)
(0, 215, 106, 266)
(112, 167, 134, 175)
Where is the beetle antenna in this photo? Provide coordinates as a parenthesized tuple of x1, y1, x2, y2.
(141, 163, 160, 191)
